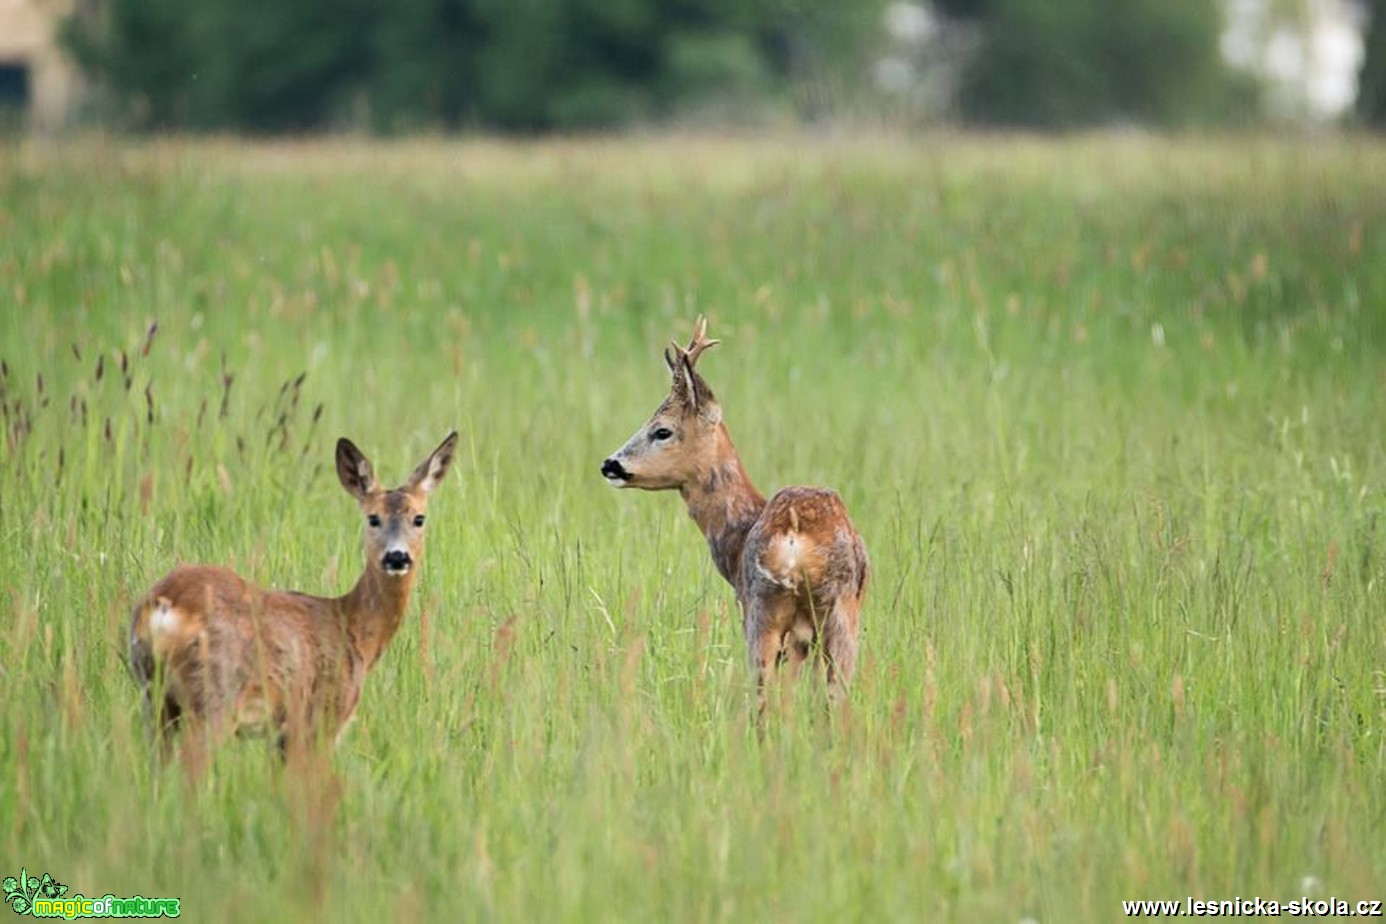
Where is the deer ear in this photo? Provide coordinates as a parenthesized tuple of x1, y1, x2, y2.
(681, 356, 725, 421)
(336, 438, 378, 501)
(678, 355, 702, 411)
(667, 349, 697, 412)
(408, 431, 458, 495)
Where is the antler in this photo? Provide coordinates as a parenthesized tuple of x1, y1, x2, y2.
(662, 316, 722, 411)
(668, 315, 720, 369)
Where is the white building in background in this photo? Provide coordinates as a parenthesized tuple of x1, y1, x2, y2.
(0, 0, 78, 129)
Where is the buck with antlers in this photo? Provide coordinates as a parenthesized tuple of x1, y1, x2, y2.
(601, 318, 868, 710)
(128, 431, 457, 773)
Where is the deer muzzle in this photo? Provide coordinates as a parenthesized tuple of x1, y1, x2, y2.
(601, 457, 632, 485)
(381, 549, 413, 574)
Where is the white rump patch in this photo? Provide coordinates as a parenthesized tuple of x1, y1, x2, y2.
(756, 533, 804, 590)
(780, 534, 803, 573)
(149, 598, 184, 637)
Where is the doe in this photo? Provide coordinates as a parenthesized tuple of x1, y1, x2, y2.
(601, 318, 868, 711)
(128, 431, 457, 772)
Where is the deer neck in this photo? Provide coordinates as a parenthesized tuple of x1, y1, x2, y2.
(679, 425, 766, 590)
(340, 566, 416, 669)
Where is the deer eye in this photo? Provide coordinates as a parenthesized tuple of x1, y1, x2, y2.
(413, 515, 426, 527)
(651, 427, 674, 442)
(367, 514, 382, 528)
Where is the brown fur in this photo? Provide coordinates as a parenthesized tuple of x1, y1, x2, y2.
(129, 431, 457, 773)
(603, 318, 868, 710)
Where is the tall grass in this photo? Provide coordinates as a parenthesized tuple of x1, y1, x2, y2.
(0, 135, 1383, 921)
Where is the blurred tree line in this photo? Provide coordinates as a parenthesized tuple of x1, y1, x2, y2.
(61, 0, 883, 131)
(60, 0, 1378, 132)
(931, 0, 1257, 127)
(1360, 0, 1386, 125)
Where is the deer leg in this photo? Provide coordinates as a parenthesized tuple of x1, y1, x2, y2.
(745, 593, 798, 726)
(278, 718, 332, 770)
(134, 652, 183, 770)
(277, 698, 319, 769)
(782, 628, 813, 681)
(279, 733, 319, 772)
(170, 686, 240, 784)
(746, 626, 780, 722)
(822, 594, 861, 705)
(154, 694, 184, 766)
(174, 715, 224, 785)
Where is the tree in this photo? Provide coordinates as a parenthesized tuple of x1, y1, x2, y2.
(61, 0, 201, 128)
(190, 0, 376, 132)
(64, 0, 375, 131)
(934, 0, 1248, 128)
(1358, 0, 1386, 125)
(62, 0, 887, 133)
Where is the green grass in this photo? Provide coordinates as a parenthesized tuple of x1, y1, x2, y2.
(1, 134, 1384, 921)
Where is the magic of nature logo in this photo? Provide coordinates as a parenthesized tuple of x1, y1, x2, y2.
(3, 869, 179, 919)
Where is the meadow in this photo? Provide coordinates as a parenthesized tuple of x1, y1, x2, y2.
(0, 134, 1383, 921)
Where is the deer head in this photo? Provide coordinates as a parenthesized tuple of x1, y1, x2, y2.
(601, 317, 725, 491)
(337, 431, 458, 576)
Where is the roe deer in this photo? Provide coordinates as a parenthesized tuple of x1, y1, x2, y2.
(601, 318, 868, 711)
(128, 431, 458, 772)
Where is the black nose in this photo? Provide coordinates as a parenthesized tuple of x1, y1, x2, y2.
(601, 458, 629, 480)
(382, 550, 412, 572)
